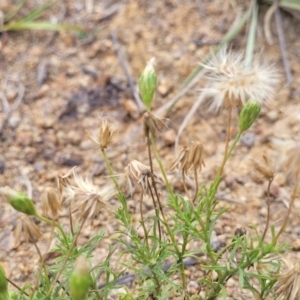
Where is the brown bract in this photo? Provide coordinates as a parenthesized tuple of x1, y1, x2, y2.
(41, 187, 61, 219)
(14, 215, 42, 246)
(143, 112, 169, 138)
(275, 259, 300, 299)
(86, 118, 118, 150)
(170, 142, 205, 174)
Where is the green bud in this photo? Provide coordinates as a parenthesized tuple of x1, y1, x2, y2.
(0, 187, 36, 216)
(138, 57, 157, 111)
(69, 257, 91, 300)
(0, 266, 9, 300)
(239, 101, 261, 132)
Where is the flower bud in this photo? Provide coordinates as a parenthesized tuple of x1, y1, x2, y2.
(69, 257, 91, 300)
(0, 186, 36, 216)
(239, 101, 261, 132)
(138, 57, 157, 111)
(0, 266, 8, 300)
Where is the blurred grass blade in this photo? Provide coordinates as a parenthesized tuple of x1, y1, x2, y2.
(263, 0, 300, 11)
(18, 0, 58, 23)
(1, 22, 83, 32)
(245, 1, 259, 69)
(156, 3, 253, 115)
(180, 3, 253, 89)
(4, 0, 25, 23)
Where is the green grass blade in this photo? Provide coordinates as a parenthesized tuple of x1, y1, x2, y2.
(156, 3, 253, 115)
(0, 21, 83, 32)
(18, 0, 58, 23)
(181, 3, 253, 89)
(245, 1, 259, 69)
(4, 0, 26, 23)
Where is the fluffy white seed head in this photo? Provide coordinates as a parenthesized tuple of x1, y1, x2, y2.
(199, 47, 279, 111)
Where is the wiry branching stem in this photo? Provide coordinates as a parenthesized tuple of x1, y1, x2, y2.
(276, 187, 298, 241)
(139, 190, 150, 247)
(262, 178, 273, 242)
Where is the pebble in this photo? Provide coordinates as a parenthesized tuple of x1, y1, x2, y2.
(163, 129, 176, 146)
(266, 110, 279, 122)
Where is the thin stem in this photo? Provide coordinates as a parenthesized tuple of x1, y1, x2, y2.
(139, 189, 150, 247)
(31, 222, 53, 298)
(146, 133, 162, 239)
(192, 166, 199, 204)
(261, 178, 273, 242)
(35, 213, 68, 243)
(7, 278, 29, 296)
(219, 105, 233, 176)
(45, 218, 86, 297)
(276, 187, 298, 241)
(147, 178, 162, 240)
(69, 202, 75, 236)
(100, 149, 121, 192)
(182, 170, 192, 201)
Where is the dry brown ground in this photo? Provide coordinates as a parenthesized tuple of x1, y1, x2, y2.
(1, 0, 300, 299)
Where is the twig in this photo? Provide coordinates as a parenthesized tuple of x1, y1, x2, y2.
(110, 30, 145, 113)
(274, 4, 293, 85)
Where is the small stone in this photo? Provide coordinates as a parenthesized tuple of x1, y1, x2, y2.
(266, 110, 279, 122)
(55, 152, 83, 166)
(292, 239, 300, 251)
(241, 132, 257, 148)
(163, 129, 176, 146)
(121, 99, 139, 119)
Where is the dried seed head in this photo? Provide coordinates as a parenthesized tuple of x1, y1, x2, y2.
(253, 155, 276, 181)
(187, 142, 205, 172)
(275, 259, 300, 300)
(170, 142, 205, 173)
(170, 146, 190, 172)
(275, 139, 300, 185)
(57, 167, 76, 195)
(143, 112, 169, 138)
(41, 187, 61, 219)
(126, 160, 151, 183)
(125, 160, 162, 194)
(14, 215, 42, 245)
(199, 47, 278, 111)
(0, 186, 36, 216)
(86, 118, 117, 150)
(63, 170, 116, 222)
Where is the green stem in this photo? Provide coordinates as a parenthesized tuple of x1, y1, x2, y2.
(35, 213, 68, 243)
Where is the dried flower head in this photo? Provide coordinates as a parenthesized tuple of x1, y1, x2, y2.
(199, 47, 278, 111)
(86, 118, 117, 150)
(125, 160, 162, 194)
(253, 155, 276, 181)
(275, 259, 300, 299)
(170, 142, 205, 173)
(274, 139, 300, 185)
(41, 187, 61, 219)
(63, 170, 116, 222)
(143, 112, 169, 138)
(14, 215, 42, 245)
